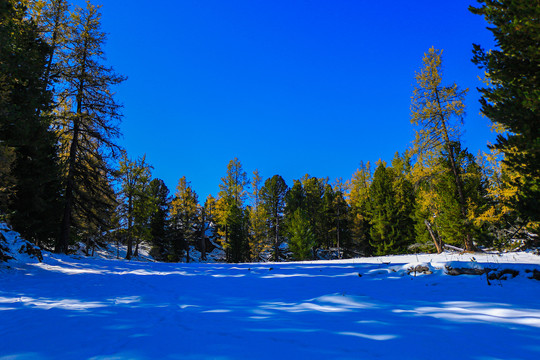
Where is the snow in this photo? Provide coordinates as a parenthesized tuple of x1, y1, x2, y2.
(1, 227, 540, 359)
(0, 224, 42, 264)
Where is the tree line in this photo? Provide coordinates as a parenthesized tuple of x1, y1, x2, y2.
(0, 0, 538, 262)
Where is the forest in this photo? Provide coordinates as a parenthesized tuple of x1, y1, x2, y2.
(0, 0, 538, 264)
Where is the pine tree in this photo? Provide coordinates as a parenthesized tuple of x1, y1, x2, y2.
(219, 157, 249, 205)
(26, 0, 71, 89)
(390, 151, 416, 251)
(412, 144, 490, 252)
(285, 180, 305, 219)
(55, 1, 125, 253)
(171, 176, 199, 262)
(470, 1, 540, 227)
(369, 161, 399, 255)
(0, 144, 14, 212)
(0, 0, 62, 247)
(148, 178, 171, 261)
(411, 47, 475, 251)
(225, 202, 249, 263)
(287, 208, 315, 261)
(260, 175, 288, 262)
(118, 154, 153, 260)
(436, 143, 490, 248)
(198, 194, 216, 261)
(332, 179, 351, 258)
(301, 175, 326, 249)
(411, 150, 446, 252)
(248, 170, 269, 261)
(321, 184, 336, 249)
(216, 158, 250, 263)
(347, 162, 372, 255)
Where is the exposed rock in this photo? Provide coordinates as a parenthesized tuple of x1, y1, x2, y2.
(408, 265, 432, 275)
(487, 269, 520, 281)
(526, 269, 540, 281)
(446, 266, 489, 276)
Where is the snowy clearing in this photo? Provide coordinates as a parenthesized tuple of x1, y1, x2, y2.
(0, 226, 540, 360)
(1, 236, 540, 359)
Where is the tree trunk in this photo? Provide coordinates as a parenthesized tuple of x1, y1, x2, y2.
(56, 41, 88, 254)
(125, 193, 133, 260)
(337, 206, 341, 259)
(274, 216, 279, 262)
(425, 219, 443, 253)
(43, 2, 63, 90)
(200, 221, 207, 262)
(56, 101, 80, 253)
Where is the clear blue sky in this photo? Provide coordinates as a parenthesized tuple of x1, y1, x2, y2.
(76, 0, 496, 201)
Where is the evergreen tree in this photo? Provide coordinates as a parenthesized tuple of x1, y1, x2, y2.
(26, 0, 71, 89)
(198, 194, 216, 261)
(0, 0, 62, 247)
(0, 144, 14, 212)
(260, 175, 287, 262)
(248, 170, 269, 261)
(55, 1, 125, 253)
(216, 158, 250, 263)
(171, 176, 199, 262)
(321, 184, 336, 249)
(301, 175, 326, 248)
(224, 202, 249, 263)
(411, 150, 446, 252)
(347, 162, 372, 255)
(118, 154, 153, 260)
(148, 178, 171, 261)
(410, 47, 475, 251)
(390, 151, 416, 250)
(436, 143, 489, 248)
(287, 208, 315, 261)
(369, 161, 399, 255)
(219, 157, 249, 205)
(285, 180, 305, 219)
(332, 179, 351, 258)
(413, 144, 490, 251)
(470, 1, 540, 227)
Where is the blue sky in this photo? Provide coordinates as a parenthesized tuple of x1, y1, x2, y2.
(76, 0, 495, 201)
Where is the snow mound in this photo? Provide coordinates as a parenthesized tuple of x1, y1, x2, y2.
(0, 223, 43, 264)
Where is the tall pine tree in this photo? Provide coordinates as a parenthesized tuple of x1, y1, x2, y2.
(56, 1, 125, 253)
(0, 0, 62, 247)
(260, 175, 287, 262)
(470, 1, 539, 227)
(216, 158, 250, 263)
(171, 176, 199, 262)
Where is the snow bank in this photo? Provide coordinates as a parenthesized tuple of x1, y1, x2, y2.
(0, 223, 43, 264)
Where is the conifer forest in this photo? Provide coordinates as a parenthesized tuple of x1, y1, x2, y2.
(1, 0, 539, 263)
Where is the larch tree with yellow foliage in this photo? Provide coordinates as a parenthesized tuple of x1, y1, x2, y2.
(248, 170, 269, 261)
(215, 158, 250, 263)
(171, 176, 199, 262)
(410, 47, 475, 251)
(55, 1, 125, 253)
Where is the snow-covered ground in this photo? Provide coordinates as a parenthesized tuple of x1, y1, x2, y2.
(1, 228, 540, 359)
